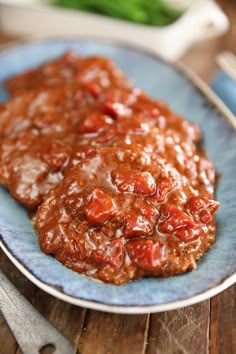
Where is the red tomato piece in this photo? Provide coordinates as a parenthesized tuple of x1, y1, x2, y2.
(188, 196, 220, 224)
(126, 240, 166, 271)
(159, 204, 195, 233)
(124, 215, 153, 238)
(155, 177, 173, 203)
(174, 224, 201, 242)
(92, 239, 124, 268)
(78, 112, 113, 133)
(83, 81, 101, 98)
(111, 170, 156, 195)
(158, 204, 199, 242)
(103, 89, 135, 117)
(85, 188, 119, 224)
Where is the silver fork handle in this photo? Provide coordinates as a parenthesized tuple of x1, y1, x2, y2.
(0, 270, 76, 354)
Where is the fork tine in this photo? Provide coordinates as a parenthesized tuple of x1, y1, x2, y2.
(227, 53, 236, 70)
(216, 51, 236, 81)
(218, 54, 236, 72)
(222, 51, 236, 69)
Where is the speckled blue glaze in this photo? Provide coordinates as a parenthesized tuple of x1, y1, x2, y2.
(0, 39, 235, 310)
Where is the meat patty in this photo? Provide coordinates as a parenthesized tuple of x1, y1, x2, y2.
(0, 86, 214, 209)
(36, 145, 219, 285)
(4, 52, 131, 96)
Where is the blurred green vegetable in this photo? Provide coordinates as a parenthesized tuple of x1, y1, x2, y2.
(52, 0, 183, 26)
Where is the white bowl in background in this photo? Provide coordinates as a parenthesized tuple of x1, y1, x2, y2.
(0, 0, 229, 60)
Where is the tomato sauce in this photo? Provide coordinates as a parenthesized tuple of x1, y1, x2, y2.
(0, 52, 219, 284)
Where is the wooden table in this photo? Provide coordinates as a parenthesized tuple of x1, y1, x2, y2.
(0, 1, 235, 353)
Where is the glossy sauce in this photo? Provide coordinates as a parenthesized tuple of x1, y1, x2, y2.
(0, 52, 220, 285)
(36, 146, 219, 284)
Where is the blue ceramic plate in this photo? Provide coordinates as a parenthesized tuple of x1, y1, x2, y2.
(0, 39, 235, 314)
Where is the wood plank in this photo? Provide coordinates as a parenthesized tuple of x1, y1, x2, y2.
(145, 301, 210, 354)
(1, 2, 236, 353)
(180, 3, 236, 351)
(210, 284, 236, 354)
(0, 249, 38, 300)
(80, 311, 149, 354)
(0, 250, 87, 354)
(13, 293, 87, 354)
(0, 250, 23, 354)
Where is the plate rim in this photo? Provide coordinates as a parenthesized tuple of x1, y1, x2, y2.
(1, 240, 236, 314)
(0, 37, 235, 314)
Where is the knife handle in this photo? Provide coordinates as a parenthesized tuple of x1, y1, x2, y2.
(0, 270, 76, 354)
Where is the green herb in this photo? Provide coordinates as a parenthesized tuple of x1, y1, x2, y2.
(52, 0, 183, 26)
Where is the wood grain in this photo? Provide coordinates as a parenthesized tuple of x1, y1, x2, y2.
(210, 285, 236, 354)
(0, 1, 236, 353)
(0, 250, 87, 354)
(79, 311, 149, 354)
(146, 302, 210, 354)
(182, 2, 236, 354)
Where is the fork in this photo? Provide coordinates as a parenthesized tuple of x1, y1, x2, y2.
(0, 270, 76, 354)
(216, 51, 236, 81)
